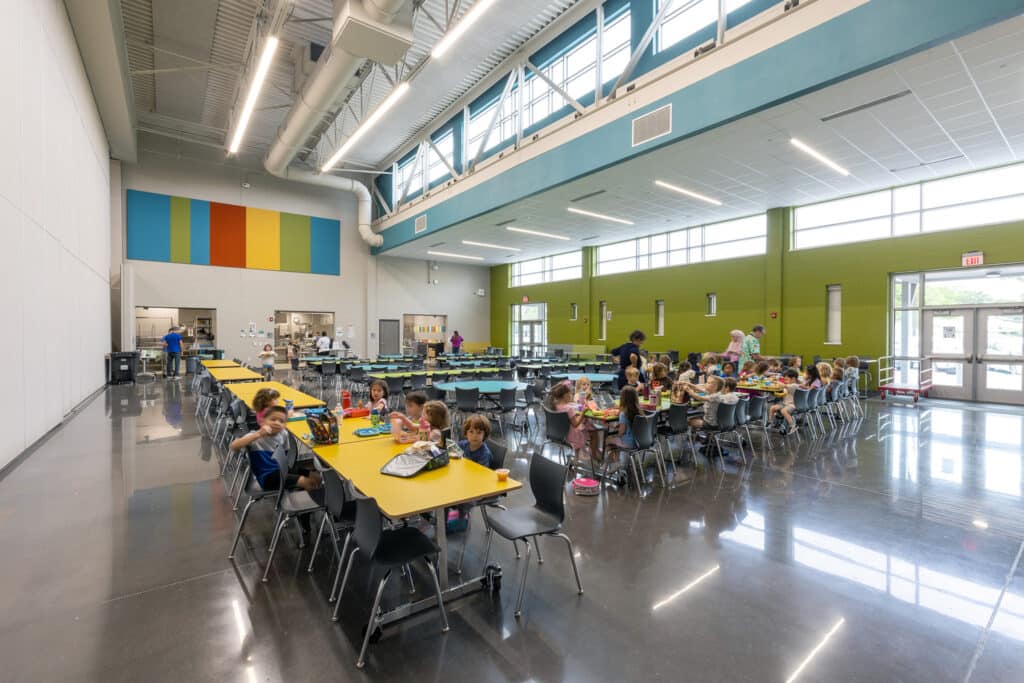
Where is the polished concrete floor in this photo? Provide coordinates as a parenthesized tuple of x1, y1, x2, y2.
(2, 378, 1023, 682)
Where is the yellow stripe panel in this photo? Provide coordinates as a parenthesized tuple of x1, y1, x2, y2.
(245, 207, 281, 270)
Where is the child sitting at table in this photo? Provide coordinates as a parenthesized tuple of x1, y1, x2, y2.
(547, 381, 592, 462)
(804, 364, 824, 389)
(574, 376, 594, 407)
(624, 366, 642, 391)
(767, 358, 783, 374)
(700, 353, 720, 380)
(720, 362, 738, 379)
(671, 378, 690, 404)
(390, 391, 427, 443)
(258, 344, 276, 380)
(768, 369, 801, 435)
(817, 362, 833, 385)
(676, 361, 695, 384)
(368, 379, 389, 415)
(607, 385, 640, 455)
(787, 356, 802, 370)
(739, 361, 756, 379)
(658, 354, 673, 372)
(458, 414, 494, 467)
(833, 357, 846, 373)
(230, 406, 322, 492)
(754, 361, 771, 378)
(422, 400, 449, 444)
(648, 362, 670, 394)
(686, 375, 726, 431)
(844, 356, 860, 383)
(252, 387, 282, 425)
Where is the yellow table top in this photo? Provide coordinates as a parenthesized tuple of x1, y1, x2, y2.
(288, 416, 392, 446)
(308, 438, 522, 519)
(737, 382, 787, 397)
(226, 381, 325, 409)
(208, 367, 264, 382)
(200, 359, 239, 368)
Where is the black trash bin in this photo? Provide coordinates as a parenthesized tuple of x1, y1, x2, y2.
(109, 352, 138, 385)
(186, 355, 199, 375)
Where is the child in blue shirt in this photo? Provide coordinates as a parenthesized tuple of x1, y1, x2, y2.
(230, 406, 321, 492)
(458, 414, 493, 468)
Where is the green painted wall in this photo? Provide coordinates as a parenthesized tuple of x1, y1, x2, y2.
(491, 213, 1024, 379)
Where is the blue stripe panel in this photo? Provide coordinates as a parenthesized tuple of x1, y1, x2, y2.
(126, 190, 171, 261)
(190, 199, 210, 265)
(375, 0, 1024, 253)
(310, 217, 341, 275)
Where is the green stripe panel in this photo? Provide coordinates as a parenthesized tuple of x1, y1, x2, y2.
(279, 212, 311, 273)
(169, 196, 191, 263)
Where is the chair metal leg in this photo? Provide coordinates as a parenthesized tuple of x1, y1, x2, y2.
(228, 495, 257, 559)
(332, 546, 360, 621)
(307, 512, 329, 572)
(292, 516, 306, 549)
(328, 532, 352, 603)
(554, 532, 584, 594)
(356, 572, 391, 669)
(514, 538, 532, 618)
(261, 513, 290, 583)
(232, 465, 250, 510)
(532, 537, 544, 564)
(403, 564, 416, 594)
(423, 559, 451, 633)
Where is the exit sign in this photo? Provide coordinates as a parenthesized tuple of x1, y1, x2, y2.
(962, 251, 984, 267)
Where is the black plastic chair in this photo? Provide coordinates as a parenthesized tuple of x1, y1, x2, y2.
(494, 387, 523, 437)
(454, 388, 480, 430)
(307, 462, 357, 604)
(541, 407, 573, 466)
(261, 436, 325, 583)
(620, 412, 665, 489)
(745, 393, 773, 451)
(409, 374, 427, 390)
(498, 369, 515, 381)
(481, 453, 583, 617)
(385, 376, 406, 410)
(792, 388, 815, 438)
(733, 396, 751, 462)
(333, 498, 449, 667)
(658, 402, 696, 466)
(424, 385, 446, 402)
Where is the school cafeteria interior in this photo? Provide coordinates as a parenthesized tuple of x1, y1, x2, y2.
(5, 0, 1024, 680)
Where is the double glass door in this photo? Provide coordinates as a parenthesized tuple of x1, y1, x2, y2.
(511, 303, 547, 358)
(923, 307, 1024, 403)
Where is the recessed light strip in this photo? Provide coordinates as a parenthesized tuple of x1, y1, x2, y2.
(784, 618, 845, 683)
(462, 240, 520, 251)
(228, 36, 279, 154)
(431, 0, 499, 59)
(506, 226, 570, 241)
(654, 180, 723, 205)
(427, 250, 484, 261)
(567, 207, 634, 225)
(790, 138, 850, 176)
(321, 83, 410, 172)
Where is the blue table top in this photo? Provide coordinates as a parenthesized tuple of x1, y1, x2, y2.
(550, 373, 617, 383)
(354, 364, 401, 371)
(434, 381, 527, 393)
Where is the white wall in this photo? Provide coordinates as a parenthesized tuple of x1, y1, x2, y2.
(123, 150, 368, 363)
(374, 256, 491, 348)
(0, 1, 111, 469)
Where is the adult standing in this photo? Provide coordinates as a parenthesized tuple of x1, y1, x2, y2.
(739, 325, 766, 367)
(316, 331, 331, 355)
(611, 330, 646, 389)
(162, 326, 183, 378)
(450, 330, 464, 355)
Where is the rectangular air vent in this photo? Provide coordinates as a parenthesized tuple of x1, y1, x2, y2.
(414, 214, 427, 234)
(632, 104, 672, 147)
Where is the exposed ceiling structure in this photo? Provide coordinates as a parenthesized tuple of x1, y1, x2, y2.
(385, 14, 1024, 264)
(120, 0, 584, 173)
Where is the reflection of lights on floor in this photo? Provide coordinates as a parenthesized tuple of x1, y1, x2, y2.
(785, 617, 845, 683)
(231, 599, 247, 645)
(973, 519, 989, 530)
(651, 565, 719, 610)
(246, 666, 257, 683)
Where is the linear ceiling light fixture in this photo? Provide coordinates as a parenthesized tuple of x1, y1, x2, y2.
(462, 240, 521, 251)
(654, 180, 722, 205)
(228, 36, 279, 154)
(427, 250, 484, 261)
(567, 207, 634, 225)
(790, 138, 850, 176)
(321, 82, 410, 172)
(506, 226, 570, 240)
(431, 0, 499, 59)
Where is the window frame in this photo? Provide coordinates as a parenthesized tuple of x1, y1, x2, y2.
(510, 250, 583, 287)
